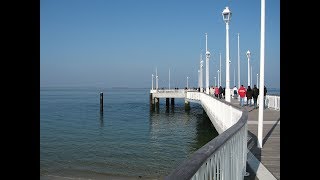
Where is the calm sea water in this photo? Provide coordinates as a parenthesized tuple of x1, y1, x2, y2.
(40, 87, 219, 179)
(267, 87, 280, 96)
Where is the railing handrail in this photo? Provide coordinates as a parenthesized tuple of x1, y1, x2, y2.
(165, 92, 248, 180)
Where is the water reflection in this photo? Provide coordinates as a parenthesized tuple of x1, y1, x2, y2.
(99, 111, 104, 127)
(191, 111, 218, 152)
(149, 102, 218, 159)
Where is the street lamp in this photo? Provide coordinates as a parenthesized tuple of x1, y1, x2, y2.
(187, 76, 189, 89)
(219, 52, 222, 87)
(217, 70, 220, 87)
(169, 68, 170, 90)
(205, 33, 211, 94)
(198, 70, 200, 88)
(246, 50, 251, 86)
(156, 67, 158, 90)
(222, 6, 232, 102)
(237, 33, 241, 88)
(156, 75, 159, 90)
(251, 65, 253, 86)
(257, 73, 259, 87)
(200, 54, 204, 92)
(258, 0, 266, 149)
(152, 74, 154, 90)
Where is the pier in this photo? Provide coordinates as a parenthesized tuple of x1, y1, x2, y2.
(150, 89, 280, 180)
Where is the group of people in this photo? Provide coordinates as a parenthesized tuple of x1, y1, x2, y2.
(198, 85, 268, 109)
(236, 84, 267, 108)
(213, 86, 225, 99)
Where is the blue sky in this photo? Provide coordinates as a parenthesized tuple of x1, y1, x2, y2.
(40, 0, 279, 89)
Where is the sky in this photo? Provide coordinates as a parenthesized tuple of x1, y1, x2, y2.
(40, 0, 280, 89)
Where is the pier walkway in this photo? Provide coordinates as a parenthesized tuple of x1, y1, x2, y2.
(150, 89, 280, 179)
(229, 98, 280, 180)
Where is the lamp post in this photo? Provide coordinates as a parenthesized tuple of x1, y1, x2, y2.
(200, 54, 204, 92)
(152, 74, 154, 90)
(198, 70, 200, 88)
(205, 33, 211, 94)
(217, 70, 220, 87)
(257, 73, 259, 87)
(156, 68, 158, 90)
(251, 65, 253, 86)
(258, 0, 266, 149)
(187, 76, 189, 89)
(246, 50, 251, 86)
(222, 6, 232, 102)
(156, 75, 159, 90)
(219, 52, 222, 87)
(238, 33, 240, 88)
(234, 67, 236, 86)
(214, 76, 216, 87)
(169, 68, 170, 90)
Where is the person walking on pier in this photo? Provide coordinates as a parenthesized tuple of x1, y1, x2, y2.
(252, 84, 259, 109)
(222, 87, 226, 99)
(238, 85, 246, 107)
(219, 86, 223, 99)
(232, 86, 238, 99)
(214, 86, 219, 98)
(264, 85, 268, 108)
(246, 86, 253, 106)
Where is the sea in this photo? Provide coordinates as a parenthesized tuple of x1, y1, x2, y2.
(40, 87, 221, 179)
(40, 86, 280, 179)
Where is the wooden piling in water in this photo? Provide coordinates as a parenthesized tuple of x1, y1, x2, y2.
(100, 92, 103, 112)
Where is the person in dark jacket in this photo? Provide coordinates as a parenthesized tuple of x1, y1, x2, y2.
(246, 86, 253, 106)
(252, 85, 259, 109)
(219, 86, 223, 99)
(264, 85, 268, 108)
(222, 87, 225, 99)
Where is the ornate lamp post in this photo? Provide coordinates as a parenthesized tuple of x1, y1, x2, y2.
(246, 50, 251, 86)
(222, 6, 232, 102)
(205, 33, 211, 94)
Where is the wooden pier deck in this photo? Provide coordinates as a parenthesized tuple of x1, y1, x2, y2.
(230, 98, 280, 180)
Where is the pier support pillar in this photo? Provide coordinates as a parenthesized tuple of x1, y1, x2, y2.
(185, 99, 190, 111)
(171, 98, 175, 106)
(155, 98, 159, 110)
(150, 93, 155, 111)
(166, 98, 170, 107)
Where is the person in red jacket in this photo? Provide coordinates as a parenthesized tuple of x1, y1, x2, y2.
(238, 85, 247, 107)
(214, 86, 219, 98)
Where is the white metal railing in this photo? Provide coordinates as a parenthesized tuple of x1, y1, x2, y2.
(156, 89, 186, 93)
(265, 95, 280, 110)
(236, 95, 280, 111)
(166, 92, 248, 180)
(191, 124, 247, 180)
(187, 92, 243, 133)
